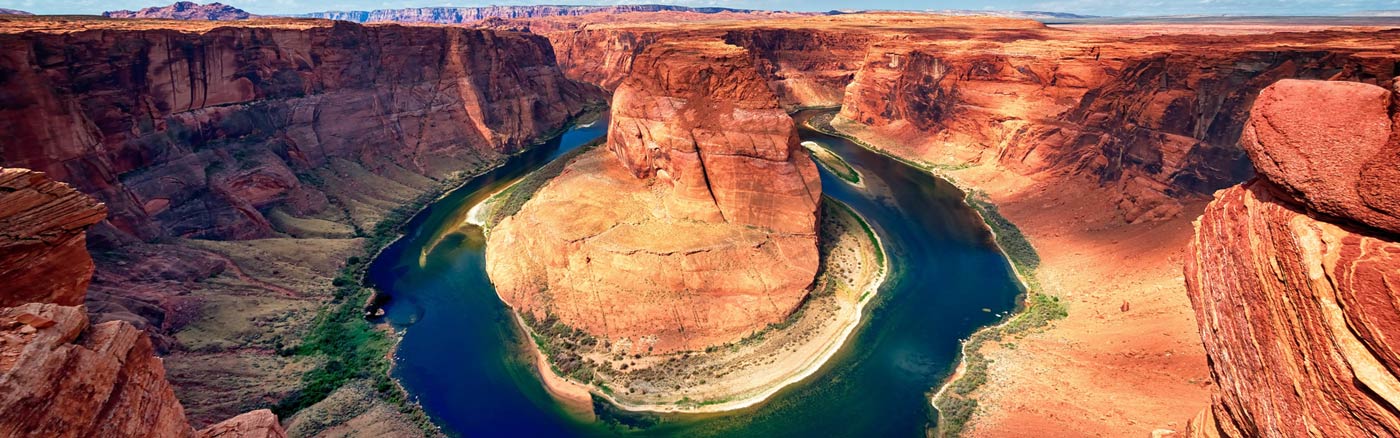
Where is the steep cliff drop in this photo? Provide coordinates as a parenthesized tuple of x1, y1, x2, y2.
(0, 168, 285, 438)
(0, 15, 600, 429)
(487, 39, 822, 354)
(1185, 79, 1400, 436)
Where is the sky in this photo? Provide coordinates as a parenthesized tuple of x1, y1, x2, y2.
(3, 0, 1398, 18)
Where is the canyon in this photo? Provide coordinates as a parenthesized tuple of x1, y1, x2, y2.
(0, 14, 599, 435)
(0, 6, 1398, 438)
(1185, 79, 1400, 437)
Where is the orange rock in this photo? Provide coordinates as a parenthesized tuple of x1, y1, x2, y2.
(1185, 80, 1400, 437)
(0, 168, 106, 307)
(607, 40, 821, 234)
(1241, 79, 1400, 235)
(488, 39, 820, 353)
(196, 409, 286, 438)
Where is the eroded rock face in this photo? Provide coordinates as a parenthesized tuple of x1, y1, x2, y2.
(1185, 80, 1400, 437)
(103, 2, 252, 20)
(1242, 79, 1400, 235)
(195, 409, 285, 438)
(607, 40, 821, 234)
(487, 40, 820, 353)
(0, 168, 107, 307)
(0, 20, 597, 241)
(0, 169, 286, 438)
(299, 5, 780, 24)
(0, 303, 193, 438)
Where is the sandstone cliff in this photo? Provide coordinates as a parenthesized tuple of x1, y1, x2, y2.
(0, 17, 598, 241)
(0, 169, 284, 438)
(0, 168, 106, 307)
(535, 15, 1400, 223)
(487, 40, 821, 353)
(104, 2, 253, 20)
(1185, 79, 1400, 436)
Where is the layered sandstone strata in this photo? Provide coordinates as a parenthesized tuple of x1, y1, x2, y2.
(533, 14, 1400, 223)
(1185, 80, 1400, 436)
(487, 40, 821, 353)
(0, 170, 284, 438)
(0, 16, 597, 241)
(0, 169, 107, 307)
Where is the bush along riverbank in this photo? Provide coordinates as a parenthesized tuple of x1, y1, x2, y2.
(270, 107, 607, 436)
(802, 110, 1068, 437)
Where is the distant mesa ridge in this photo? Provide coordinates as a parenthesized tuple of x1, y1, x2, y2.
(103, 2, 252, 20)
(297, 5, 783, 23)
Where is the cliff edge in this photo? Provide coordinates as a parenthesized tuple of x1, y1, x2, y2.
(1185, 79, 1400, 436)
(486, 40, 821, 354)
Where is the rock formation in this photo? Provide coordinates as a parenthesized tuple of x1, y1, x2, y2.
(103, 2, 252, 20)
(1184, 79, 1400, 437)
(0, 17, 598, 241)
(299, 5, 788, 24)
(0, 168, 106, 307)
(0, 170, 285, 438)
(606, 40, 822, 234)
(486, 40, 821, 353)
(534, 15, 1400, 223)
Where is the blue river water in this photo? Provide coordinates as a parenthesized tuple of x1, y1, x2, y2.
(366, 110, 1023, 437)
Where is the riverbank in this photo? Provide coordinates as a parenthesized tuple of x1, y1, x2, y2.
(486, 180, 888, 414)
(810, 112, 1211, 436)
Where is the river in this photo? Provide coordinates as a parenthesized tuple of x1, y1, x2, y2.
(366, 110, 1023, 437)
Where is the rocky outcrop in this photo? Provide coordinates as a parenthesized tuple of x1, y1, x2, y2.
(103, 2, 252, 20)
(195, 409, 284, 438)
(1184, 80, 1400, 437)
(606, 40, 821, 234)
(0, 168, 106, 307)
(836, 37, 1400, 223)
(299, 5, 775, 24)
(487, 40, 820, 353)
(0, 170, 285, 438)
(0, 303, 192, 437)
(0, 19, 597, 241)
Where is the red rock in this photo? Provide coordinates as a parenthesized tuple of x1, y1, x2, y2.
(607, 40, 821, 234)
(0, 168, 106, 307)
(103, 2, 252, 20)
(487, 39, 820, 353)
(1185, 80, 1400, 437)
(0, 303, 193, 438)
(0, 18, 599, 240)
(1241, 79, 1400, 235)
(196, 409, 285, 438)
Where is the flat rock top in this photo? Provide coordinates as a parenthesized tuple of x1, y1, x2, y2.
(0, 15, 409, 34)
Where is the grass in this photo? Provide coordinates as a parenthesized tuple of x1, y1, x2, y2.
(804, 109, 1067, 437)
(802, 141, 862, 184)
(268, 106, 608, 435)
(480, 139, 605, 232)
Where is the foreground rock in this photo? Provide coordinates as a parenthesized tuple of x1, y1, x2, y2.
(0, 169, 106, 307)
(1185, 80, 1400, 436)
(0, 170, 285, 438)
(487, 40, 820, 353)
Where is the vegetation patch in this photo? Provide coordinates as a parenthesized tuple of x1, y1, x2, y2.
(801, 140, 862, 185)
